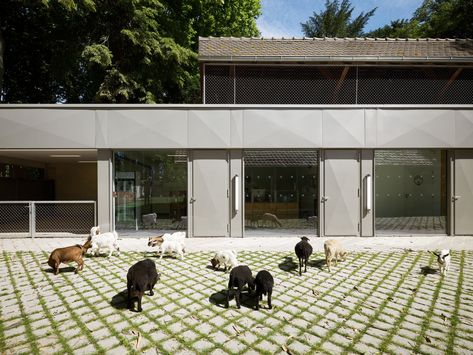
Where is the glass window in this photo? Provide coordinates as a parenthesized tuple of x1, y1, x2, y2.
(245, 150, 318, 235)
(114, 150, 187, 233)
(375, 150, 447, 234)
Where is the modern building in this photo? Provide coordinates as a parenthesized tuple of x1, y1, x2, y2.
(0, 37, 472, 238)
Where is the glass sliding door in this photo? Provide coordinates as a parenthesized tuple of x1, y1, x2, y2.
(375, 150, 447, 234)
(244, 150, 318, 235)
(114, 150, 187, 234)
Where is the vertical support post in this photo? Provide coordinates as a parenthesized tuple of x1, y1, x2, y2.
(230, 150, 243, 238)
(361, 150, 374, 237)
(97, 149, 113, 233)
(30, 202, 36, 239)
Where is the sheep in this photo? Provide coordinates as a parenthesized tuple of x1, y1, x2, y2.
(89, 226, 120, 257)
(47, 236, 93, 275)
(226, 265, 255, 309)
(254, 270, 274, 310)
(294, 236, 313, 276)
(127, 259, 160, 312)
(324, 239, 348, 272)
(210, 250, 238, 272)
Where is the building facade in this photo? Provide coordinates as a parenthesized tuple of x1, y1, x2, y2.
(0, 37, 472, 237)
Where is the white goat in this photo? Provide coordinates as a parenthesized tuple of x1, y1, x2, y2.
(89, 226, 120, 257)
(210, 250, 239, 271)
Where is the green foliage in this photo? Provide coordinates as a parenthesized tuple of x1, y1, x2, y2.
(367, 0, 473, 38)
(0, 0, 261, 103)
(301, 0, 376, 37)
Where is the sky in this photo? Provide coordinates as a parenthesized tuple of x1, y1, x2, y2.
(257, 0, 424, 37)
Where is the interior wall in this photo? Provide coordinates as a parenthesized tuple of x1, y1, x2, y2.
(47, 163, 97, 200)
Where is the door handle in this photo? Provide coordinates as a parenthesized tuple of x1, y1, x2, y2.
(190, 197, 196, 203)
(321, 196, 329, 202)
(452, 195, 461, 201)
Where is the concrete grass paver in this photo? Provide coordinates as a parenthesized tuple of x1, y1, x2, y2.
(0, 249, 472, 354)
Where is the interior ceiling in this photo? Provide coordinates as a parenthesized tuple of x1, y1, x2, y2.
(0, 150, 98, 163)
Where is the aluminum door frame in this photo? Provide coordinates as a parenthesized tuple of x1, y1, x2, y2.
(191, 150, 230, 237)
(322, 150, 361, 236)
(453, 150, 473, 235)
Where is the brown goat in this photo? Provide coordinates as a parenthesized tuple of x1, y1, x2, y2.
(47, 236, 93, 275)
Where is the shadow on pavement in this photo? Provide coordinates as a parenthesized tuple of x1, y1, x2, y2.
(110, 289, 129, 310)
(420, 266, 438, 275)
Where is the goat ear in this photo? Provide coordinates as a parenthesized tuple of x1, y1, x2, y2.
(443, 253, 450, 259)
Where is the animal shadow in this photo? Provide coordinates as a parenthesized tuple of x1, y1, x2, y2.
(209, 289, 257, 309)
(44, 266, 76, 274)
(278, 256, 298, 273)
(110, 289, 129, 310)
(205, 265, 226, 272)
(420, 266, 438, 275)
(308, 258, 326, 270)
(209, 289, 228, 308)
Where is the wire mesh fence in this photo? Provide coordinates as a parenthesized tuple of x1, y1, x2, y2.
(0, 201, 96, 237)
(204, 64, 473, 105)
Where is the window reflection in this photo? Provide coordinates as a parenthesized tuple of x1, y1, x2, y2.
(114, 150, 187, 232)
(245, 150, 318, 234)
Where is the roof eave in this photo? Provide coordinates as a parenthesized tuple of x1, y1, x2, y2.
(198, 55, 473, 64)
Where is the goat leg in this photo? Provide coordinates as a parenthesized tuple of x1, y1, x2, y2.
(267, 290, 272, 309)
(298, 258, 302, 276)
(255, 292, 260, 310)
(225, 289, 231, 308)
(137, 296, 143, 312)
(235, 287, 241, 309)
(304, 258, 308, 273)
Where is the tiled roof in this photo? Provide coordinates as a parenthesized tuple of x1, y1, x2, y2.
(199, 37, 473, 63)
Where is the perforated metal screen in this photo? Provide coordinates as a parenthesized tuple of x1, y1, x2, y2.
(204, 64, 473, 104)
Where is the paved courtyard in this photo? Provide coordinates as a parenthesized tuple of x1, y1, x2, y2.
(1, 248, 472, 354)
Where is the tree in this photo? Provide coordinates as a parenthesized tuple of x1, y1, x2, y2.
(365, 19, 423, 38)
(0, 0, 261, 104)
(367, 0, 473, 38)
(301, 0, 376, 38)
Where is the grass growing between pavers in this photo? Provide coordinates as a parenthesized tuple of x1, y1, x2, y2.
(0, 250, 472, 354)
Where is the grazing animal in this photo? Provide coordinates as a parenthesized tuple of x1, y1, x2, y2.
(262, 212, 283, 227)
(89, 226, 120, 257)
(324, 239, 348, 272)
(226, 265, 255, 309)
(127, 259, 160, 312)
(254, 270, 274, 310)
(47, 236, 93, 275)
(294, 236, 313, 276)
(433, 249, 451, 275)
(148, 235, 185, 259)
(210, 250, 239, 272)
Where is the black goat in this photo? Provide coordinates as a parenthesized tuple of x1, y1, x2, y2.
(226, 265, 255, 309)
(127, 259, 160, 312)
(255, 270, 274, 310)
(294, 236, 313, 276)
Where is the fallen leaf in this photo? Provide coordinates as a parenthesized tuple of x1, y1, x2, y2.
(353, 286, 359, 291)
(282, 344, 293, 354)
(424, 336, 432, 343)
(441, 313, 447, 322)
(312, 289, 320, 297)
(410, 288, 418, 293)
(130, 330, 141, 350)
(232, 325, 241, 335)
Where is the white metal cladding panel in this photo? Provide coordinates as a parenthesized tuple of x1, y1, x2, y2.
(455, 110, 473, 148)
(230, 110, 244, 147)
(323, 110, 364, 147)
(188, 110, 231, 148)
(243, 110, 323, 148)
(376, 110, 455, 148)
(0, 109, 95, 148)
(104, 109, 188, 148)
(364, 109, 378, 147)
(454, 150, 473, 234)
